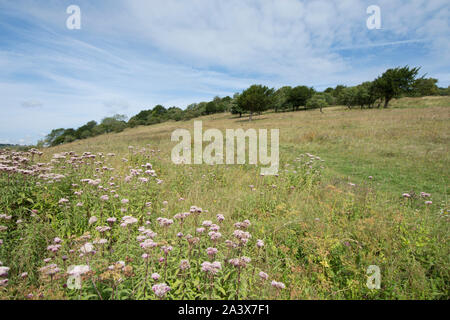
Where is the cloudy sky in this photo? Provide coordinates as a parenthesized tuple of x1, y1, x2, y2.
(0, 0, 449, 145)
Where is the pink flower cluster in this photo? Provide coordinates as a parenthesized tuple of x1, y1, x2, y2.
(201, 261, 222, 275)
(152, 283, 171, 298)
(228, 256, 251, 268)
(157, 217, 174, 227)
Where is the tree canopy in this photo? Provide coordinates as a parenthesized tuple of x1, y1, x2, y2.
(287, 86, 315, 111)
(237, 85, 274, 121)
(373, 66, 420, 107)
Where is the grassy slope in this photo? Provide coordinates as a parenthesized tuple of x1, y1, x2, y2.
(2, 96, 448, 300)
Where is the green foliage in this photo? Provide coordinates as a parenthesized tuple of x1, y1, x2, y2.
(306, 94, 328, 112)
(410, 78, 439, 97)
(373, 66, 420, 107)
(128, 109, 153, 127)
(355, 82, 380, 108)
(205, 101, 217, 115)
(273, 86, 292, 112)
(219, 96, 233, 112)
(437, 86, 450, 96)
(339, 82, 380, 109)
(230, 93, 246, 117)
(287, 86, 315, 111)
(75, 121, 97, 139)
(99, 114, 128, 134)
(45, 128, 66, 146)
(152, 105, 167, 117)
(333, 85, 347, 98)
(45, 115, 126, 147)
(321, 92, 335, 105)
(338, 87, 358, 108)
(237, 85, 275, 120)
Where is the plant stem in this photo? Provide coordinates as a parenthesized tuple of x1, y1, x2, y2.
(236, 267, 241, 299)
(143, 258, 149, 297)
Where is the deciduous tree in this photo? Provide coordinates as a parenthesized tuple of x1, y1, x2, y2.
(237, 85, 274, 121)
(373, 66, 420, 108)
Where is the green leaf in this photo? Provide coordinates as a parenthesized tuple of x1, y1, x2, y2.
(217, 286, 226, 296)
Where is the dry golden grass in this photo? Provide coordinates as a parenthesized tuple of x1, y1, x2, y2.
(52, 96, 449, 199)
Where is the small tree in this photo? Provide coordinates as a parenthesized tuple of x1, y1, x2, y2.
(333, 85, 346, 98)
(322, 92, 335, 105)
(197, 102, 208, 115)
(273, 86, 292, 112)
(306, 94, 328, 113)
(205, 101, 217, 115)
(128, 109, 152, 127)
(45, 128, 65, 146)
(237, 85, 274, 121)
(220, 96, 233, 112)
(167, 107, 184, 121)
(354, 82, 380, 109)
(36, 140, 45, 148)
(338, 87, 358, 109)
(152, 105, 167, 118)
(100, 114, 127, 133)
(75, 120, 97, 139)
(230, 93, 244, 117)
(231, 104, 244, 117)
(287, 85, 314, 111)
(411, 78, 439, 97)
(373, 66, 420, 108)
(438, 86, 450, 96)
(324, 87, 334, 95)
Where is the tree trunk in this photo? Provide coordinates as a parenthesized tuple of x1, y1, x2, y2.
(384, 97, 391, 108)
(249, 111, 253, 121)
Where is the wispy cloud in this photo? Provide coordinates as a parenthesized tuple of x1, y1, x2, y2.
(333, 39, 429, 51)
(21, 100, 43, 108)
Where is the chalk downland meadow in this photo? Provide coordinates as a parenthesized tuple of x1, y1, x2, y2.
(0, 96, 449, 300)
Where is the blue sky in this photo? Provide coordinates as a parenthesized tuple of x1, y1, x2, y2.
(0, 0, 449, 145)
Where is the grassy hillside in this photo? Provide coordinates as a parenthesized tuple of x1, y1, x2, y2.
(0, 96, 449, 300)
(53, 96, 450, 200)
